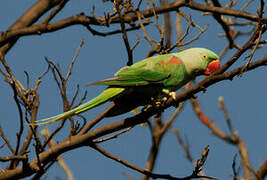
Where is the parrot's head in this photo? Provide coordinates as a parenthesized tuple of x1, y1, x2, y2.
(201, 49, 220, 75)
(180, 48, 220, 76)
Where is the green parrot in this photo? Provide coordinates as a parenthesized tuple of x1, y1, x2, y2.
(32, 47, 220, 125)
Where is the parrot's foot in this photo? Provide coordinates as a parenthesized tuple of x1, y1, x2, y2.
(161, 89, 180, 107)
(152, 97, 169, 108)
(149, 97, 163, 107)
(162, 97, 168, 102)
(168, 92, 176, 100)
(162, 89, 176, 101)
(142, 98, 163, 113)
(142, 104, 153, 112)
(130, 107, 140, 115)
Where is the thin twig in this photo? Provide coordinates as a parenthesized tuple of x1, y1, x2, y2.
(190, 98, 237, 143)
(0, 0, 266, 50)
(117, 6, 134, 66)
(90, 143, 218, 180)
(79, 103, 116, 134)
(93, 127, 132, 143)
(191, 146, 210, 177)
(211, 0, 234, 48)
(136, 11, 156, 49)
(10, 82, 24, 165)
(241, 24, 264, 73)
(253, 160, 267, 180)
(160, 0, 171, 48)
(142, 102, 185, 180)
(190, 97, 254, 179)
(70, 85, 80, 107)
(0, 124, 15, 154)
(218, 96, 235, 135)
(42, 119, 67, 149)
(41, 0, 69, 24)
(232, 154, 240, 180)
(172, 127, 193, 162)
(41, 128, 74, 180)
(66, 39, 84, 81)
(0, 155, 27, 162)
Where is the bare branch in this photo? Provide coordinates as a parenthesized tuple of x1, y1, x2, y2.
(0, 1, 266, 179)
(172, 126, 193, 162)
(0, 155, 27, 162)
(79, 103, 116, 134)
(190, 98, 237, 143)
(253, 160, 267, 180)
(0, 0, 62, 55)
(10, 82, 24, 168)
(210, 0, 234, 48)
(0, 124, 15, 154)
(66, 39, 85, 81)
(1, 0, 266, 51)
(41, 128, 74, 180)
(90, 143, 217, 180)
(218, 96, 235, 136)
(93, 127, 132, 143)
(41, 0, 69, 24)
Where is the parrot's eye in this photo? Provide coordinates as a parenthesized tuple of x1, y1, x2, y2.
(202, 54, 208, 60)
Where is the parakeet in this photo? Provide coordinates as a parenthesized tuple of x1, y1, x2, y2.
(32, 48, 220, 125)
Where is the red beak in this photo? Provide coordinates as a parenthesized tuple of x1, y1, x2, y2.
(203, 60, 220, 75)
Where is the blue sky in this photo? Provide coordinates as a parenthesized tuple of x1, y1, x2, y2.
(0, 1, 266, 180)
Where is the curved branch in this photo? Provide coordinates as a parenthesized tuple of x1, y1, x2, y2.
(0, 0, 62, 54)
(0, 0, 266, 49)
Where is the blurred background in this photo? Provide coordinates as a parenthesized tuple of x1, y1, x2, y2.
(0, 0, 266, 179)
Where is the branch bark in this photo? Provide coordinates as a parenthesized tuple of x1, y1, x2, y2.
(0, 0, 62, 54)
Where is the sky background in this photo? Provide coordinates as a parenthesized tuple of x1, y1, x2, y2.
(0, 0, 266, 180)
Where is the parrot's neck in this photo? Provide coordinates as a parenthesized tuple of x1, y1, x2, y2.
(179, 55, 206, 76)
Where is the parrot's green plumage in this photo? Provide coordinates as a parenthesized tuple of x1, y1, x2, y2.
(32, 48, 220, 125)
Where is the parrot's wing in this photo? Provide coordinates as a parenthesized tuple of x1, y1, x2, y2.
(87, 54, 186, 87)
(87, 68, 170, 86)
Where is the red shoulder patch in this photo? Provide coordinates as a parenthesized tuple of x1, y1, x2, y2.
(161, 57, 182, 65)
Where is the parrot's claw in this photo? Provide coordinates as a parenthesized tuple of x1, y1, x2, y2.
(162, 97, 168, 102)
(142, 104, 153, 112)
(165, 91, 180, 108)
(142, 98, 163, 112)
(169, 92, 176, 100)
(162, 89, 176, 101)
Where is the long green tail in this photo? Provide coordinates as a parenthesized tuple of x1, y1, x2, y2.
(30, 88, 125, 125)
